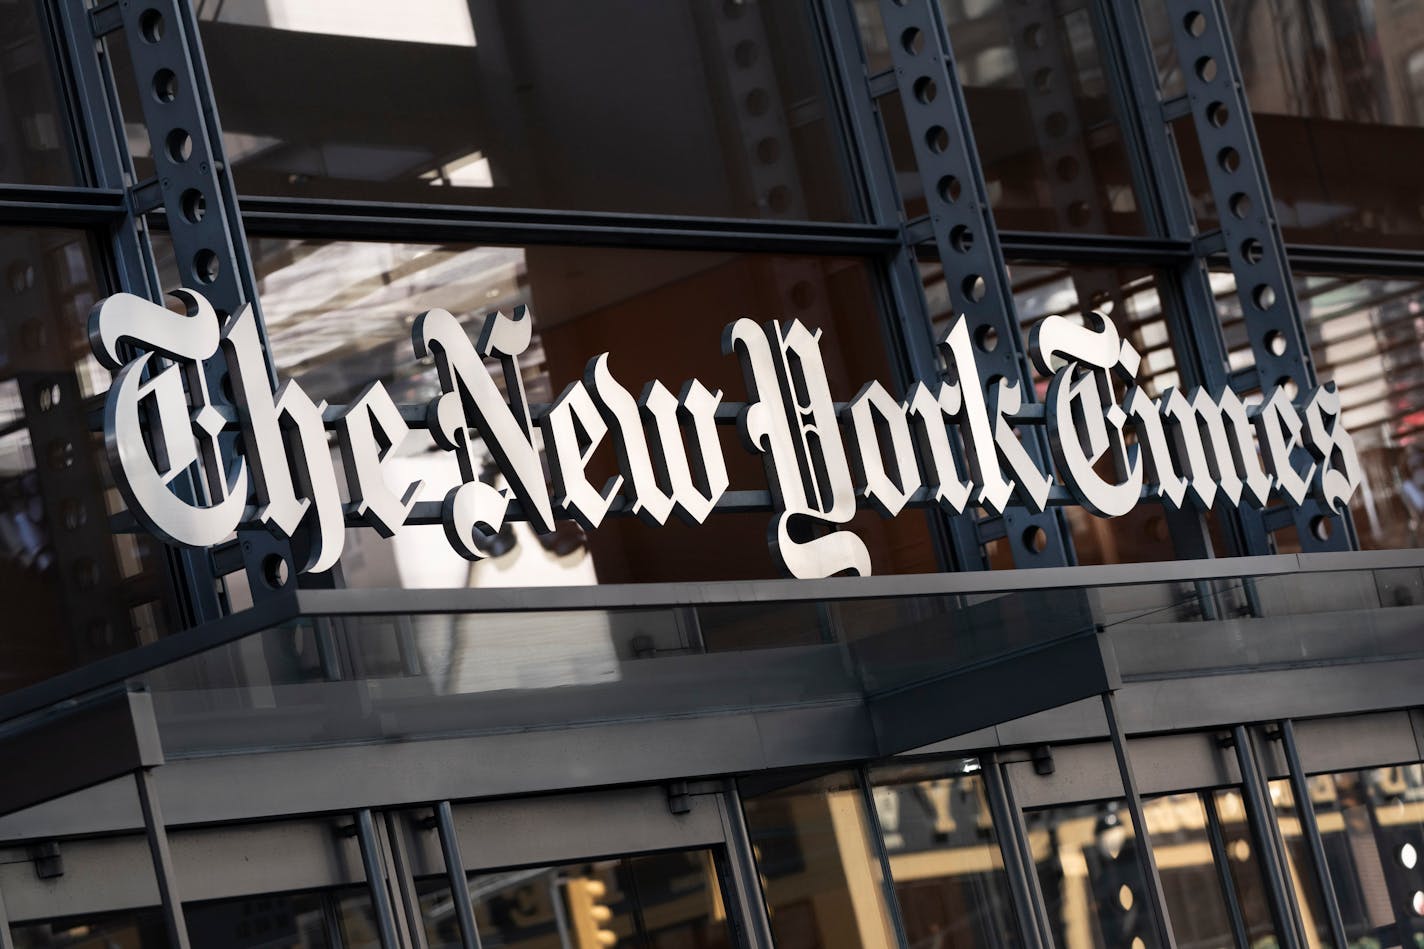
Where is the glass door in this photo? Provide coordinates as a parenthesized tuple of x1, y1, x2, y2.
(999, 733, 1294, 949)
(4, 783, 766, 949)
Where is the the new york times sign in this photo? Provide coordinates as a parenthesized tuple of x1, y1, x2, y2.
(91, 289, 1361, 579)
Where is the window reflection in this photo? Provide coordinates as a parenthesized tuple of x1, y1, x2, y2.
(0, 227, 172, 696)
(867, 0, 1143, 233)
(186, 892, 334, 948)
(189, 0, 857, 221)
(418, 852, 732, 949)
(869, 758, 1025, 949)
(1272, 764, 1424, 949)
(741, 770, 899, 949)
(1142, 791, 1278, 949)
(922, 256, 1199, 565)
(12, 909, 167, 949)
(1025, 800, 1162, 949)
(162, 236, 936, 586)
(0, 0, 78, 186)
(1210, 270, 1424, 552)
(1149, 0, 1424, 247)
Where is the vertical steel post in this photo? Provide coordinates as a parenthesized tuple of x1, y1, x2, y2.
(434, 801, 482, 949)
(101, 0, 301, 599)
(1278, 720, 1349, 949)
(134, 767, 191, 949)
(813, 0, 976, 570)
(871, 0, 1074, 567)
(49, 0, 225, 626)
(383, 813, 430, 949)
(1139, 0, 1354, 553)
(1202, 790, 1252, 949)
(1101, 693, 1178, 949)
(1229, 726, 1310, 949)
(715, 783, 777, 949)
(855, 769, 911, 949)
(355, 809, 403, 949)
(983, 755, 1051, 949)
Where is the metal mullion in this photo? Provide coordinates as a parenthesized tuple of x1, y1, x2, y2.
(1202, 790, 1252, 949)
(983, 754, 1051, 949)
(1283, 244, 1424, 280)
(1102, 692, 1178, 949)
(50, 0, 226, 629)
(232, 196, 900, 255)
(434, 801, 481, 949)
(382, 812, 430, 949)
(135, 767, 192, 949)
(716, 782, 776, 949)
(1095, 0, 1255, 559)
(1229, 726, 1308, 949)
(0, 186, 127, 225)
(1277, 720, 1349, 949)
(106, 0, 301, 599)
(855, 768, 911, 949)
(355, 809, 403, 949)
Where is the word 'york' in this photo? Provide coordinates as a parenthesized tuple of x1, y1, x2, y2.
(91, 290, 1361, 579)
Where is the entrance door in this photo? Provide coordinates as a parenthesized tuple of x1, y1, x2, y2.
(996, 733, 1295, 949)
(2, 783, 769, 949)
(383, 784, 767, 949)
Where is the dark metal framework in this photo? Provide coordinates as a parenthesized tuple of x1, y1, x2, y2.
(4, 0, 1423, 946)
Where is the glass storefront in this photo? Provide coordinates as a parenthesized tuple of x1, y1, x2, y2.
(2, 1, 1424, 949)
(179, 0, 859, 221)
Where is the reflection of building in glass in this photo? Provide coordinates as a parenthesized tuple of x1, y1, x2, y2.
(2, 0, 1424, 948)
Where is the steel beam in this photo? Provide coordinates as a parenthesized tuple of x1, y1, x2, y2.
(103, 0, 299, 598)
(1151, 0, 1355, 552)
(872, 0, 1075, 567)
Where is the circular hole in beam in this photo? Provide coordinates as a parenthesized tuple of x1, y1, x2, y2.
(138, 8, 164, 43)
(165, 128, 192, 162)
(179, 188, 206, 223)
(152, 69, 177, 103)
(193, 249, 221, 284)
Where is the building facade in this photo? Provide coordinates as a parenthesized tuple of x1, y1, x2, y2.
(0, 0, 1423, 948)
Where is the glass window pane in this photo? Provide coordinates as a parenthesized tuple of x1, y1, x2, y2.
(419, 852, 732, 949)
(186, 237, 938, 585)
(336, 888, 382, 949)
(185, 892, 334, 948)
(1209, 270, 1424, 553)
(1142, 791, 1278, 949)
(741, 770, 899, 949)
(0, 0, 79, 186)
(1149, 0, 1424, 248)
(0, 226, 174, 696)
(194, 0, 859, 221)
(1025, 799, 1163, 949)
(1267, 778, 1337, 949)
(921, 255, 1212, 565)
(12, 908, 167, 948)
(940, 0, 1144, 234)
(869, 758, 1025, 949)
(1298, 764, 1424, 947)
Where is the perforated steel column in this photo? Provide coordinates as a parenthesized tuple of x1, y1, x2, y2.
(874, 0, 1073, 566)
(93, 0, 303, 599)
(1158, 0, 1354, 552)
